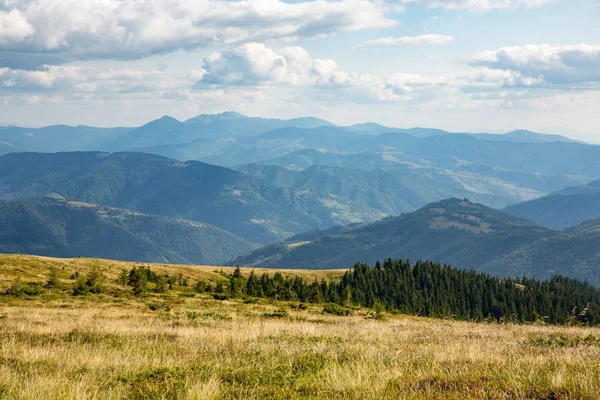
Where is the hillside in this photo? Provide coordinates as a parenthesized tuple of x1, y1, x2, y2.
(231, 198, 553, 273)
(505, 180, 600, 230)
(484, 218, 600, 285)
(3, 254, 600, 399)
(238, 164, 500, 215)
(0, 197, 256, 264)
(0, 152, 386, 244)
(255, 150, 575, 207)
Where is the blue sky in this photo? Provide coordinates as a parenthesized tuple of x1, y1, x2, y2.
(0, 0, 599, 141)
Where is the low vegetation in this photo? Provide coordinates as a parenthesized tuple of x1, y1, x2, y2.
(1, 254, 600, 399)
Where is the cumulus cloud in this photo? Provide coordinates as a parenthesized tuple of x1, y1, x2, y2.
(398, 0, 552, 11)
(470, 44, 600, 85)
(366, 34, 454, 46)
(0, 65, 186, 98)
(0, 0, 397, 69)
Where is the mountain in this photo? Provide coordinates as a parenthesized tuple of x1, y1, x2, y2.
(238, 163, 517, 215)
(0, 152, 387, 244)
(103, 116, 193, 150)
(0, 125, 131, 153)
(484, 218, 600, 285)
(343, 133, 600, 179)
(255, 149, 578, 207)
(471, 130, 582, 144)
(129, 126, 365, 168)
(505, 180, 600, 230)
(183, 112, 333, 138)
(0, 197, 256, 264)
(231, 198, 553, 272)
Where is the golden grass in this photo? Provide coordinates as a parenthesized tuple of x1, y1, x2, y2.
(1, 254, 600, 399)
(0, 254, 347, 290)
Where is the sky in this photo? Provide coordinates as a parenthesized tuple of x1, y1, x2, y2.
(0, 0, 599, 141)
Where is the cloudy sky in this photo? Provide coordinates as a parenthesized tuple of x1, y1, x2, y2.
(1, 0, 599, 141)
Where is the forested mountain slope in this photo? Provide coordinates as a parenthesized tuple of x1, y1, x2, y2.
(0, 197, 256, 264)
(232, 198, 552, 272)
(0, 152, 386, 244)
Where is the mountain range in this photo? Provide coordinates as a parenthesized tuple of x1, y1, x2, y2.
(0, 152, 389, 244)
(0, 112, 599, 285)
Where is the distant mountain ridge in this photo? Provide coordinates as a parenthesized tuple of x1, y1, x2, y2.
(505, 179, 600, 230)
(0, 111, 585, 157)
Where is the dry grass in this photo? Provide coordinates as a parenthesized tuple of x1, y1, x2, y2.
(1, 254, 600, 399)
(0, 254, 346, 290)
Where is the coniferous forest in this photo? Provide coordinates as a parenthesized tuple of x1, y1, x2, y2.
(214, 259, 600, 325)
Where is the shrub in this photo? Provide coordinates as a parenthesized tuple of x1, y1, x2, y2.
(5, 277, 24, 296)
(147, 302, 171, 312)
(323, 303, 351, 316)
(263, 307, 289, 318)
(46, 267, 61, 289)
(213, 293, 229, 301)
(72, 269, 105, 296)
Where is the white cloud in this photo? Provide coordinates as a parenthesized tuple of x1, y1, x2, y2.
(366, 34, 454, 46)
(0, 0, 397, 69)
(398, 0, 552, 11)
(470, 44, 600, 85)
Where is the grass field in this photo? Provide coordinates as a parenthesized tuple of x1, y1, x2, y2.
(1, 254, 600, 399)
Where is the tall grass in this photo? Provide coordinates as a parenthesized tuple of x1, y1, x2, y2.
(1, 254, 600, 399)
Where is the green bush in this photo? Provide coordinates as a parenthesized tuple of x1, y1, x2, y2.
(323, 303, 351, 316)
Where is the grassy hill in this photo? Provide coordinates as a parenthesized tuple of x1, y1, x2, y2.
(231, 198, 553, 272)
(1, 254, 599, 399)
(505, 179, 600, 230)
(0, 198, 256, 265)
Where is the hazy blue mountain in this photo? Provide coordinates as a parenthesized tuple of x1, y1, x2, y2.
(231, 198, 553, 272)
(471, 130, 583, 144)
(127, 126, 366, 167)
(102, 116, 199, 150)
(0, 152, 387, 244)
(183, 112, 333, 138)
(255, 149, 582, 207)
(0, 125, 132, 153)
(505, 180, 600, 230)
(0, 197, 256, 264)
(238, 163, 519, 214)
(343, 133, 600, 178)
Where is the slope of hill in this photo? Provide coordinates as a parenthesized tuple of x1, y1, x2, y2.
(0, 197, 256, 264)
(255, 149, 576, 206)
(231, 198, 553, 273)
(0, 152, 387, 244)
(484, 218, 600, 285)
(238, 164, 509, 215)
(505, 180, 600, 230)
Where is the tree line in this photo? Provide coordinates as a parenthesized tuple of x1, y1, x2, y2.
(221, 259, 600, 325)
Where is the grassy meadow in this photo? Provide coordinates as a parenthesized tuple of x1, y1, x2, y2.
(1, 254, 600, 399)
